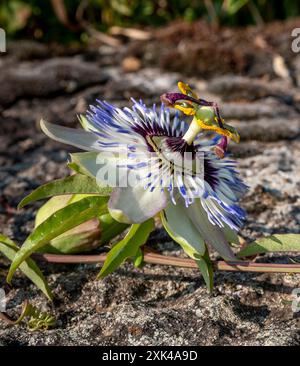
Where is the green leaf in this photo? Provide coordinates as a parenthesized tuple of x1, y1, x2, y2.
(0, 235, 53, 300)
(98, 218, 154, 278)
(35, 195, 71, 227)
(68, 162, 86, 175)
(35, 195, 102, 254)
(7, 196, 108, 284)
(0, 234, 15, 247)
(99, 213, 129, 244)
(237, 234, 300, 258)
(195, 247, 214, 293)
(35, 194, 99, 228)
(225, 0, 249, 15)
(18, 174, 112, 208)
(133, 248, 144, 268)
(39, 219, 101, 254)
(67, 193, 98, 204)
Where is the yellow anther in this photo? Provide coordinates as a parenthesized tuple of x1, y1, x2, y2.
(173, 104, 195, 116)
(195, 117, 240, 143)
(178, 81, 199, 99)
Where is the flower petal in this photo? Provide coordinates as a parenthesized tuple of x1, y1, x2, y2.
(40, 119, 100, 151)
(161, 201, 205, 259)
(186, 199, 237, 261)
(108, 186, 167, 224)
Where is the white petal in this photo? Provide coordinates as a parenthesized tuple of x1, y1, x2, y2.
(108, 185, 168, 224)
(40, 119, 100, 151)
(161, 202, 205, 258)
(186, 199, 237, 261)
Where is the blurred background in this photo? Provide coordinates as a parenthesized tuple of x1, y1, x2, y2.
(1, 0, 300, 41)
(0, 0, 300, 345)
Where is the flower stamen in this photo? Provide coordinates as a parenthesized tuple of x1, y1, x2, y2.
(161, 82, 240, 145)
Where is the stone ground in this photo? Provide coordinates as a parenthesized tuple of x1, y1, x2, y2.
(0, 18, 300, 345)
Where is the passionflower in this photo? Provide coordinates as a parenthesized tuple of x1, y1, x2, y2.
(41, 83, 247, 261)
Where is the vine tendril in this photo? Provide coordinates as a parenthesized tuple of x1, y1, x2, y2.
(0, 300, 55, 331)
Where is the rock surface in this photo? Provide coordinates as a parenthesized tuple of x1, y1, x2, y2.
(0, 19, 300, 345)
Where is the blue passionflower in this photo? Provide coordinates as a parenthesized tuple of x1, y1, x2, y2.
(41, 88, 247, 261)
